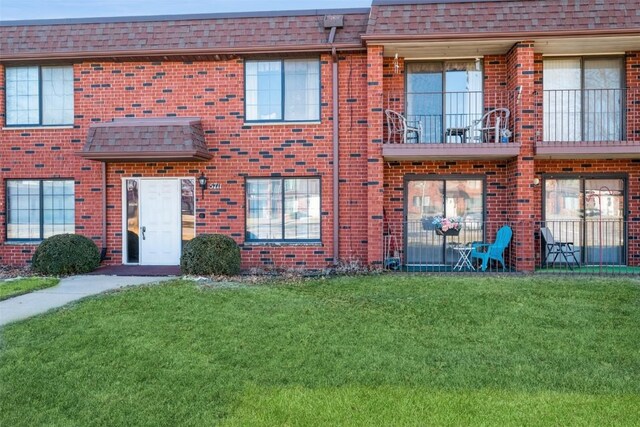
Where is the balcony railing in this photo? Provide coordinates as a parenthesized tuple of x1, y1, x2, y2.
(385, 219, 519, 273)
(383, 218, 640, 274)
(537, 88, 639, 144)
(384, 90, 520, 145)
(535, 219, 639, 275)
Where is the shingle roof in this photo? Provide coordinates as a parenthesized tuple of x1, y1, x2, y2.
(81, 117, 212, 162)
(0, 9, 369, 61)
(365, 0, 640, 39)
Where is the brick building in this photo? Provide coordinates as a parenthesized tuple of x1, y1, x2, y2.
(1, 0, 639, 272)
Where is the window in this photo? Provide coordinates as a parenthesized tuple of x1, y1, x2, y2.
(405, 178, 484, 266)
(5, 65, 74, 126)
(246, 177, 320, 242)
(406, 60, 483, 143)
(544, 177, 625, 265)
(245, 59, 320, 122)
(6, 180, 75, 240)
(543, 57, 623, 142)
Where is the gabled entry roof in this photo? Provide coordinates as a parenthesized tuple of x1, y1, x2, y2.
(80, 117, 212, 162)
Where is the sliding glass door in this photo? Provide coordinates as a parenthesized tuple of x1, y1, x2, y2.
(405, 178, 484, 266)
(544, 177, 625, 265)
(406, 61, 483, 143)
(543, 57, 623, 142)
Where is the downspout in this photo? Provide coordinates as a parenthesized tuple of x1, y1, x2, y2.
(101, 161, 107, 260)
(327, 20, 340, 264)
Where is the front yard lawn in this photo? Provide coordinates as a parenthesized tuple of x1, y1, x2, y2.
(1, 275, 639, 426)
(0, 277, 59, 301)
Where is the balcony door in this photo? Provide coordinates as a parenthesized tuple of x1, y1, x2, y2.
(543, 57, 623, 142)
(405, 178, 484, 266)
(406, 61, 483, 143)
(544, 177, 625, 266)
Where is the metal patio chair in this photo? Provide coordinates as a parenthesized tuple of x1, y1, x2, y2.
(469, 108, 511, 143)
(385, 109, 422, 144)
(540, 226, 580, 269)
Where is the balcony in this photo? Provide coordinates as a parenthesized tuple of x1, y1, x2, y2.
(382, 90, 521, 160)
(535, 88, 640, 159)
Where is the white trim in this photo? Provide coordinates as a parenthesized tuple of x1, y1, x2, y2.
(120, 176, 196, 266)
(242, 121, 321, 126)
(2, 126, 74, 130)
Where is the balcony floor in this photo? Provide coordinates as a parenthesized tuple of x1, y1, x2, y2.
(535, 141, 640, 159)
(382, 142, 521, 160)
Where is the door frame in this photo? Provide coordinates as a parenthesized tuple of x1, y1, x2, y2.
(121, 177, 196, 266)
(403, 174, 486, 266)
(540, 173, 628, 265)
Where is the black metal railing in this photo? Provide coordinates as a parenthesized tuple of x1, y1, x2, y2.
(538, 88, 636, 144)
(384, 90, 519, 145)
(536, 219, 639, 275)
(385, 220, 518, 273)
(383, 219, 640, 275)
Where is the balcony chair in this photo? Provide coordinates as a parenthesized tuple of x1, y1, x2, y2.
(470, 225, 512, 271)
(385, 109, 422, 144)
(469, 108, 511, 143)
(540, 226, 580, 270)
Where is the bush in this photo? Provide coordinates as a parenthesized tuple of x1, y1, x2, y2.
(181, 234, 241, 276)
(32, 234, 101, 275)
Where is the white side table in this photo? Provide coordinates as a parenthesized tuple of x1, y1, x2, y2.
(452, 245, 475, 271)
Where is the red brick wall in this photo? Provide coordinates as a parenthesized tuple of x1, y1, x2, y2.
(367, 46, 385, 266)
(338, 54, 369, 264)
(627, 51, 640, 142)
(0, 54, 370, 269)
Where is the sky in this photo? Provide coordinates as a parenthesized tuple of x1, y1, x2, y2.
(0, 0, 371, 21)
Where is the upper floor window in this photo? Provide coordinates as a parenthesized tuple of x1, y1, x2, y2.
(5, 65, 74, 126)
(6, 180, 75, 241)
(245, 59, 320, 122)
(406, 60, 483, 143)
(543, 57, 623, 142)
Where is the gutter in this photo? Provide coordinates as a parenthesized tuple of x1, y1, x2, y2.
(362, 28, 640, 43)
(0, 43, 366, 63)
(326, 15, 342, 264)
(101, 162, 107, 261)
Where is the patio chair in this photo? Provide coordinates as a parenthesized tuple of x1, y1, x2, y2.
(540, 227, 580, 269)
(470, 225, 512, 271)
(385, 109, 421, 144)
(469, 108, 510, 143)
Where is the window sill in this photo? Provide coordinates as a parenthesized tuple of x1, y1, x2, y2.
(243, 241, 322, 246)
(3, 240, 41, 246)
(2, 125, 74, 131)
(243, 121, 321, 127)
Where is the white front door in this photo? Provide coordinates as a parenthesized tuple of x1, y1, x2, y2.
(139, 179, 181, 265)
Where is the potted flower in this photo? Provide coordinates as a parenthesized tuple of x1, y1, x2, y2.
(431, 216, 463, 236)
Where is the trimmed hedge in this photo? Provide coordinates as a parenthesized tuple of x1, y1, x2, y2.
(181, 234, 241, 276)
(32, 234, 101, 275)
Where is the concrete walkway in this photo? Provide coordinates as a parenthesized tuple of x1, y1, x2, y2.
(0, 275, 173, 326)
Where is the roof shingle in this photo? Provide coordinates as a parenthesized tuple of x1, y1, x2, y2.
(81, 117, 212, 162)
(366, 0, 640, 39)
(0, 10, 368, 61)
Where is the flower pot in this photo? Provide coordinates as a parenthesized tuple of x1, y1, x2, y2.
(421, 218, 436, 231)
(435, 228, 460, 236)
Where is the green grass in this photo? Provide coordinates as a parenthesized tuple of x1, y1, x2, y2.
(1, 275, 639, 426)
(0, 277, 59, 301)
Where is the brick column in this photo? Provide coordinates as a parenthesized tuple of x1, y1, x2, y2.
(507, 41, 536, 272)
(367, 46, 384, 267)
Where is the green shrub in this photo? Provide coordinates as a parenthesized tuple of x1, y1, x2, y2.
(181, 234, 241, 276)
(32, 234, 101, 275)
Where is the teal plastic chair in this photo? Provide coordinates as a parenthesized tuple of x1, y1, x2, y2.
(470, 225, 512, 271)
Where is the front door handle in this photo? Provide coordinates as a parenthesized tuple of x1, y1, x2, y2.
(141, 226, 146, 240)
